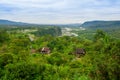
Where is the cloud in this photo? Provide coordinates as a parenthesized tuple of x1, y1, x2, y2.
(0, 0, 120, 24)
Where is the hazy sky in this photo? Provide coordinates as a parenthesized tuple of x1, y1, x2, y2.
(0, 0, 120, 24)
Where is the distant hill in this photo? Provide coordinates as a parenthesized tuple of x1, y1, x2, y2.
(0, 19, 30, 25)
(1, 19, 120, 28)
(81, 20, 120, 29)
(56, 23, 81, 28)
(0, 19, 81, 27)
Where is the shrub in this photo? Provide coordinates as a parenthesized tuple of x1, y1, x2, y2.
(0, 53, 13, 68)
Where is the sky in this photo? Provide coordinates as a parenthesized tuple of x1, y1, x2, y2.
(0, 0, 120, 24)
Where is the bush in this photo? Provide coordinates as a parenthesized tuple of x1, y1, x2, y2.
(0, 53, 13, 68)
(3, 62, 43, 80)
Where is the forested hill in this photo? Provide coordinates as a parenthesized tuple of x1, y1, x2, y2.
(1, 19, 120, 29)
(0, 19, 30, 25)
(0, 19, 81, 27)
(81, 20, 120, 28)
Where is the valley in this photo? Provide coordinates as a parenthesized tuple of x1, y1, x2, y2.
(0, 20, 120, 80)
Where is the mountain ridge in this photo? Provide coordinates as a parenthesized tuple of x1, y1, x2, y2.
(0, 19, 120, 28)
(81, 20, 120, 28)
(0, 19, 30, 25)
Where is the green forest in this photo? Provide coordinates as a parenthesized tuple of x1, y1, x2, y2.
(0, 26, 120, 80)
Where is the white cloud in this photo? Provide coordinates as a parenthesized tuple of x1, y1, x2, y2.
(0, 0, 120, 24)
(0, 0, 66, 8)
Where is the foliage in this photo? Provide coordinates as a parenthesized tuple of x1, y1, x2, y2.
(31, 27, 62, 37)
(0, 30, 10, 45)
(0, 26, 119, 80)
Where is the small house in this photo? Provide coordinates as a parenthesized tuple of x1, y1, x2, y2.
(40, 47, 51, 54)
(74, 48, 86, 57)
